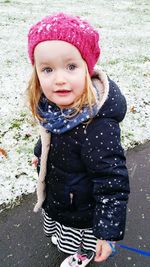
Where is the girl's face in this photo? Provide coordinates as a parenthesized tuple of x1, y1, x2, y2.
(34, 40, 86, 109)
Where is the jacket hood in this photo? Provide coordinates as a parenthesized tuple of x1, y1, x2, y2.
(92, 69, 127, 122)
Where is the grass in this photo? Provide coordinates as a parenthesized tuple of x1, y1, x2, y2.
(4, 0, 11, 3)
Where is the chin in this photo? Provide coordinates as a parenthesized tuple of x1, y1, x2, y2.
(56, 102, 74, 109)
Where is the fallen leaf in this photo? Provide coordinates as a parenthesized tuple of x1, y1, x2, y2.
(130, 106, 137, 113)
(0, 148, 8, 157)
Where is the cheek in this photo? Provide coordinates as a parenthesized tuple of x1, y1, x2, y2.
(38, 75, 45, 87)
(74, 79, 85, 94)
(72, 74, 85, 89)
(38, 77, 50, 93)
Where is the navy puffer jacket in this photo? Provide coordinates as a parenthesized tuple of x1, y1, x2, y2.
(34, 75, 130, 241)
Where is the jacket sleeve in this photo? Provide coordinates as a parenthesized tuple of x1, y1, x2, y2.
(81, 118, 130, 241)
(34, 137, 42, 174)
(34, 137, 42, 158)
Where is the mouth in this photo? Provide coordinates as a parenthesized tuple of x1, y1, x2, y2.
(55, 90, 71, 95)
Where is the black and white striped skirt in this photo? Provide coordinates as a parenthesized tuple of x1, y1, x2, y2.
(43, 211, 97, 254)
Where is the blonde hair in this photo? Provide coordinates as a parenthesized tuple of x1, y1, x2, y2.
(26, 63, 97, 121)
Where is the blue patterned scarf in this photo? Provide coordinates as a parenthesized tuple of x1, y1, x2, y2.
(37, 93, 100, 134)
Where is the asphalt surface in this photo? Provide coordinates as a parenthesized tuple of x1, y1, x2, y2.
(0, 142, 150, 267)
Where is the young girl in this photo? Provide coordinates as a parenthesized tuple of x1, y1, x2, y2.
(27, 13, 130, 267)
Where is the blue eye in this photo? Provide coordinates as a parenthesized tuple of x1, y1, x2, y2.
(43, 67, 53, 73)
(68, 64, 77, 71)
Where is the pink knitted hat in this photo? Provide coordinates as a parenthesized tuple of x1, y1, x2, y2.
(28, 13, 100, 76)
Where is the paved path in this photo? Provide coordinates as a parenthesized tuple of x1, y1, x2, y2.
(0, 142, 150, 267)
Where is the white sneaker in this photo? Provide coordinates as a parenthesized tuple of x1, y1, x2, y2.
(51, 235, 57, 245)
(60, 246, 94, 267)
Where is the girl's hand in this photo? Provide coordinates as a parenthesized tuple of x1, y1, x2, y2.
(94, 239, 115, 262)
(32, 156, 38, 167)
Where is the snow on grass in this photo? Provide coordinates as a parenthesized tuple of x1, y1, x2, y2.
(0, 0, 150, 210)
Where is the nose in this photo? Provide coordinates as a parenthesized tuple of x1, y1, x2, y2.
(54, 69, 66, 86)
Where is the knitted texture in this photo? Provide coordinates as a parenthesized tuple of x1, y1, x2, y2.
(28, 12, 100, 75)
